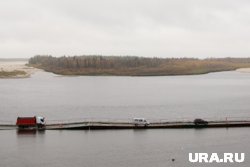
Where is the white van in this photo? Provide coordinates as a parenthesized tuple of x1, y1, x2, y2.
(133, 118, 150, 126)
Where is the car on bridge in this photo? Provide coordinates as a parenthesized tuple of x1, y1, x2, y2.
(193, 118, 208, 126)
(133, 118, 150, 126)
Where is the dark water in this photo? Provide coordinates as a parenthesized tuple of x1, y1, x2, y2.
(0, 71, 250, 166)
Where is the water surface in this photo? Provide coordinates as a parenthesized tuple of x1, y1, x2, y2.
(0, 71, 249, 166)
(0, 71, 250, 122)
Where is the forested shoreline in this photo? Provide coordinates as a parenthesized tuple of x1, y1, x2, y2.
(28, 55, 250, 76)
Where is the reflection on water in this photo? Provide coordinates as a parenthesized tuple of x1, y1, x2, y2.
(17, 129, 37, 135)
(16, 129, 46, 136)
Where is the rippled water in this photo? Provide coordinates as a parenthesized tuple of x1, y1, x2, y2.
(0, 71, 249, 166)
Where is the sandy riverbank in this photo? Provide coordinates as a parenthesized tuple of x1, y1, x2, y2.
(0, 61, 40, 78)
(236, 68, 250, 73)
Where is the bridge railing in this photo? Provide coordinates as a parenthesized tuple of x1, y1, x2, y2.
(46, 116, 250, 124)
(152, 117, 250, 124)
(1, 117, 250, 125)
(46, 117, 134, 124)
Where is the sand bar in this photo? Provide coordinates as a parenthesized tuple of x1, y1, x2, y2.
(236, 68, 250, 73)
(0, 61, 40, 78)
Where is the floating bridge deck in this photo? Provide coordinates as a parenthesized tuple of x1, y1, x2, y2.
(1, 117, 250, 130)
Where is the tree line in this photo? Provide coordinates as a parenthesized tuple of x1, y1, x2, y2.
(29, 55, 169, 69)
(28, 55, 250, 76)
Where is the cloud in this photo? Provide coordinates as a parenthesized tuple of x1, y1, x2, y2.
(0, 0, 250, 58)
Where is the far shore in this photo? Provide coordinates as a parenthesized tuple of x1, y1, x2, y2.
(1, 59, 250, 78)
(236, 68, 250, 73)
(0, 61, 40, 78)
(29, 56, 250, 76)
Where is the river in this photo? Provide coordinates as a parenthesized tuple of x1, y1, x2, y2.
(0, 70, 249, 166)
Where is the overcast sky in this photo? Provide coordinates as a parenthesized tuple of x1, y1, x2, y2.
(1, 0, 250, 58)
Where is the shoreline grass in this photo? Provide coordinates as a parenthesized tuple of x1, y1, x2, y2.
(0, 70, 27, 78)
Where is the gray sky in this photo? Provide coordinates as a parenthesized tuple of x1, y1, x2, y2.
(1, 0, 250, 58)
